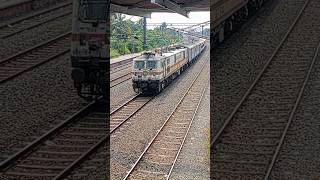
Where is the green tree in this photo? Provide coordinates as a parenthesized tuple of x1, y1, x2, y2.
(110, 14, 183, 59)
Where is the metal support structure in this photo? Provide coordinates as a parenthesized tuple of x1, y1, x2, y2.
(110, 3, 151, 18)
(151, 0, 190, 17)
(168, 27, 209, 40)
(201, 26, 204, 38)
(143, 17, 147, 50)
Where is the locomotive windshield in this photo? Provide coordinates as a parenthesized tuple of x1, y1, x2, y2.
(147, 61, 157, 70)
(79, 0, 107, 21)
(134, 61, 145, 69)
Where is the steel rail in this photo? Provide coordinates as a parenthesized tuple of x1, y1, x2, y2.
(110, 62, 132, 74)
(8, 93, 151, 179)
(166, 78, 209, 180)
(110, 94, 140, 115)
(0, 11, 72, 39)
(0, 32, 70, 84)
(0, 2, 72, 30)
(123, 53, 209, 180)
(0, 97, 103, 171)
(264, 41, 320, 180)
(55, 93, 154, 179)
(110, 96, 154, 133)
(0, 32, 70, 64)
(211, 0, 310, 147)
(110, 72, 132, 88)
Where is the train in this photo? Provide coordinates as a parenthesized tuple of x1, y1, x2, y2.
(70, 0, 108, 99)
(132, 38, 206, 94)
(69, 0, 268, 98)
(212, 0, 267, 46)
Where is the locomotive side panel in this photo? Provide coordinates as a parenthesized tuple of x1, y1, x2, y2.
(164, 50, 188, 79)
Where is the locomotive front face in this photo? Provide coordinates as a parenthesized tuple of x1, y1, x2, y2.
(132, 54, 164, 93)
(132, 60, 162, 81)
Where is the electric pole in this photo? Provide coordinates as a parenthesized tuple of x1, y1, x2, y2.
(143, 17, 147, 50)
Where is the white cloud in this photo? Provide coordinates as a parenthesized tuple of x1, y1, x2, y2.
(125, 11, 210, 29)
(149, 11, 209, 24)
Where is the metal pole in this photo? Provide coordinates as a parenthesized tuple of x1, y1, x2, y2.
(202, 26, 204, 38)
(131, 36, 134, 53)
(143, 17, 147, 50)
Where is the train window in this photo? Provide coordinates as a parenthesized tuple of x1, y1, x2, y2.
(134, 61, 145, 69)
(171, 56, 175, 64)
(79, 1, 107, 21)
(176, 53, 181, 60)
(167, 58, 170, 65)
(147, 61, 157, 70)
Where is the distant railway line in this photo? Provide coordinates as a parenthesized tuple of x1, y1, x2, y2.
(0, 32, 70, 84)
(110, 72, 132, 88)
(110, 62, 132, 74)
(0, 90, 154, 178)
(211, 0, 320, 179)
(0, 27, 135, 85)
(0, 97, 107, 179)
(0, 2, 72, 39)
(110, 94, 154, 133)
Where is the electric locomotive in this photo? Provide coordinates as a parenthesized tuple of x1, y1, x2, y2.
(70, 0, 108, 99)
(132, 39, 206, 94)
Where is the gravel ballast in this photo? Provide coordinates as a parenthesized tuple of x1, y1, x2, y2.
(169, 85, 210, 180)
(0, 12, 71, 59)
(269, 44, 320, 179)
(0, 53, 87, 160)
(211, 0, 308, 138)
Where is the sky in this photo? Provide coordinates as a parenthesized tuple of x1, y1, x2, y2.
(126, 11, 210, 29)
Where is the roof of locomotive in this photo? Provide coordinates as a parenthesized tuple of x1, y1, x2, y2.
(134, 47, 187, 61)
(133, 52, 162, 61)
(162, 48, 186, 58)
(182, 39, 206, 48)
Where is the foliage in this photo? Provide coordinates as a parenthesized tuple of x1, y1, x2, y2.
(110, 48, 120, 58)
(111, 14, 182, 59)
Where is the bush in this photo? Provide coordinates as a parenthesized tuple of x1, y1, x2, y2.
(110, 48, 120, 59)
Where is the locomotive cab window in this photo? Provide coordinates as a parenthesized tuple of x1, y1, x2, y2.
(134, 61, 145, 70)
(79, 0, 107, 22)
(147, 61, 157, 70)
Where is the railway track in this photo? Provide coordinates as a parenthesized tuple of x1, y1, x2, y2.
(211, 0, 320, 179)
(0, 27, 133, 86)
(110, 72, 132, 88)
(0, 92, 153, 178)
(0, 2, 72, 39)
(0, 32, 70, 84)
(0, 97, 107, 179)
(122, 55, 209, 179)
(110, 62, 132, 74)
(110, 94, 154, 133)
